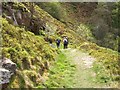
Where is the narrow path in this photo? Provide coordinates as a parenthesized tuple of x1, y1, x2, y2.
(39, 48, 112, 88)
(62, 48, 110, 88)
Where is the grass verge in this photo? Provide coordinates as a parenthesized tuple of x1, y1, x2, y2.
(37, 51, 76, 88)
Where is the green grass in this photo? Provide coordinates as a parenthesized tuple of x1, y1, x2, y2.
(37, 51, 76, 88)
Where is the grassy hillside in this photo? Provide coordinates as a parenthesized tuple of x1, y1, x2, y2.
(2, 18, 58, 88)
(2, 2, 81, 88)
(1, 2, 120, 88)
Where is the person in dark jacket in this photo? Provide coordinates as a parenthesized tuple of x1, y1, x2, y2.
(56, 38, 61, 48)
(63, 37, 68, 49)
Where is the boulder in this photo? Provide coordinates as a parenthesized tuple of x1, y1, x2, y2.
(0, 58, 17, 89)
(2, 58, 17, 74)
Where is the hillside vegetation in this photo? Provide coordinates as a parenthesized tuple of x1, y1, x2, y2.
(2, 18, 58, 88)
(80, 42, 119, 87)
(38, 2, 119, 51)
(1, 2, 120, 88)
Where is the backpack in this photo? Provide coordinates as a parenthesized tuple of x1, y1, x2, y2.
(64, 39, 68, 44)
(56, 39, 60, 43)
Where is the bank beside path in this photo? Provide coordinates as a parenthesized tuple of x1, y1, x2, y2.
(62, 48, 111, 88)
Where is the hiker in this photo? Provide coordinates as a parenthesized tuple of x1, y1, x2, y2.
(48, 38, 53, 47)
(63, 37, 68, 49)
(56, 38, 61, 48)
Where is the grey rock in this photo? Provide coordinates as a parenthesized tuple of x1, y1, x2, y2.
(0, 58, 17, 85)
(2, 58, 17, 74)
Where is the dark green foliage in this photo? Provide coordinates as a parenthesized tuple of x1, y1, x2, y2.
(37, 2, 67, 22)
(112, 2, 120, 29)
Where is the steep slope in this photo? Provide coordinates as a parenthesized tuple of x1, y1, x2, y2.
(2, 18, 58, 88)
(2, 2, 83, 46)
(38, 2, 119, 51)
(2, 2, 81, 88)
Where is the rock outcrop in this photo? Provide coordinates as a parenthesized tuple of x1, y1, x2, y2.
(0, 58, 17, 89)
